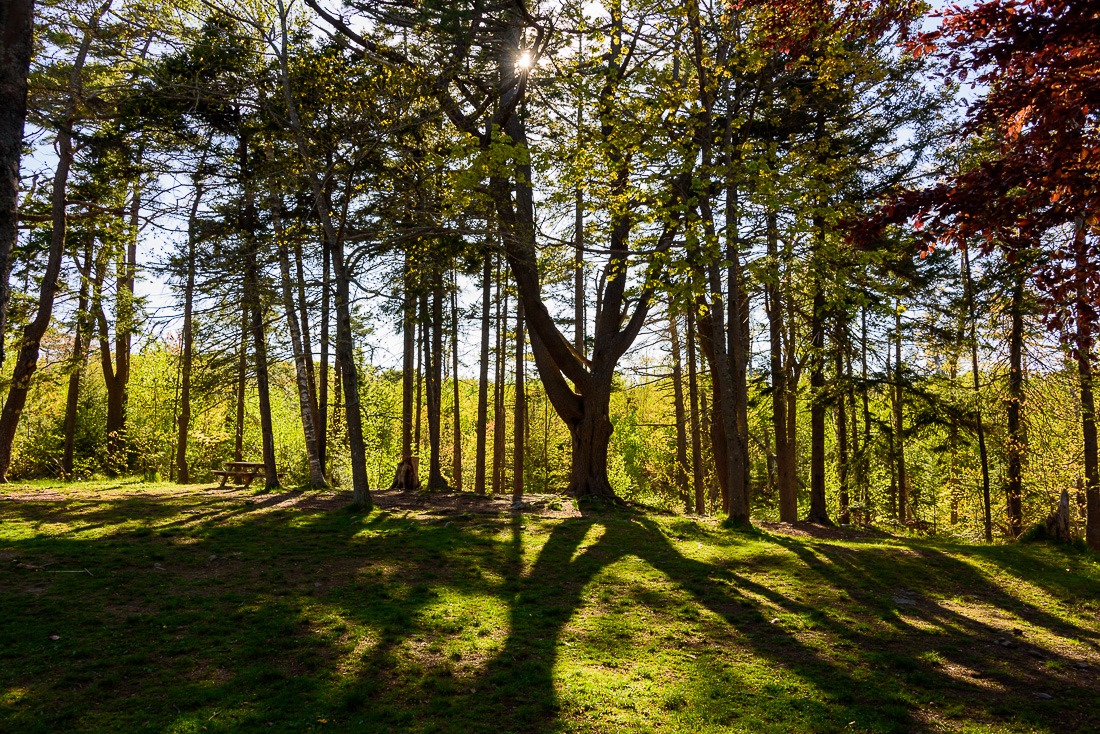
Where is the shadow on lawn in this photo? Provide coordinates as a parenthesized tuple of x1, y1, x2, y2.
(2, 490, 1098, 734)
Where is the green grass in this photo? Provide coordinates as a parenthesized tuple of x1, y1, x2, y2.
(2, 479, 1099, 733)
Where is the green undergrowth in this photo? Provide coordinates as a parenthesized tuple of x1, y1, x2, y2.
(2, 479, 1099, 733)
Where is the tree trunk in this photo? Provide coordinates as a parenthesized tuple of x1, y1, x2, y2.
(293, 238, 320, 442)
(768, 212, 797, 522)
(234, 302, 247, 463)
(687, 306, 704, 514)
(835, 316, 850, 525)
(451, 277, 462, 490)
(512, 302, 526, 505)
(726, 183, 750, 513)
(246, 265, 279, 491)
(92, 250, 121, 475)
(239, 136, 278, 491)
(566, 377, 617, 500)
(1079, 333, 1098, 549)
(574, 186, 584, 355)
(0, 2, 98, 480)
(846, 334, 860, 524)
(426, 274, 448, 491)
(696, 277, 748, 523)
(318, 236, 330, 471)
(484, 4, 681, 502)
(474, 252, 492, 494)
(62, 236, 93, 477)
(91, 150, 138, 478)
(391, 251, 419, 490)
(274, 7, 368, 506)
(962, 247, 992, 541)
(108, 178, 139, 472)
(332, 231, 371, 507)
(415, 305, 423, 454)
(1075, 220, 1099, 551)
(1006, 269, 1025, 537)
(807, 285, 830, 524)
(669, 304, 690, 512)
(0, 0, 35, 370)
(271, 188, 325, 488)
(175, 175, 203, 484)
(492, 277, 507, 495)
(860, 307, 873, 522)
(574, 54, 585, 356)
(894, 302, 909, 523)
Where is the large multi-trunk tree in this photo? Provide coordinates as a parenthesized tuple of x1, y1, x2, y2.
(307, 0, 685, 502)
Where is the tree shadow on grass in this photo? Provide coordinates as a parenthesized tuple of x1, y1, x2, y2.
(3, 491, 1099, 733)
(401, 513, 914, 733)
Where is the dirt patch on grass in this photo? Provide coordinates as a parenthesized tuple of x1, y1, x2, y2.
(367, 489, 581, 518)
(758, 521, 893, 541)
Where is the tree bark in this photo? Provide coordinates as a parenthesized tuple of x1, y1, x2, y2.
(271, 185, 325, 488)
(318, 235, 330, 470)
(1075, 219, 1099, 551)
(492, 277, 507, 495)
(175, 174, 203, 484)
(847, 329, 861, 523)
(512, 301, 525, 505)
(894, 301, 909, 523)
(835, 317, 850, 525)
(807, 285, 830, 524)
(415, 300, 424, 453)
(246, 262, 278, 491)
(239, 135, 278, 491)
(0, 2, 105, 480)
(726, 184, 750, 513)
(474, 252, 492, 494)
(234, 302, 247, 463)
(687, 306, 704, 514)
(332, 231, 370, 506)
(669, 304, 690, 512)
(1006, 268, 1025, 537)
(293, 238, 320, 443)
(860, 307, 874, 522)
(0, 0, 35, 370)
(962, 247, 992, 541)
(62, 236, 93, 477)
(100, 164, 141, 475)
(451, 277, 462, 490)
(484, 2, 680, 501)
(426, 272, 448, 491)
(767, 212, 797, 522)
(390, 256, 420, 491)
(275, 1, 368, 506)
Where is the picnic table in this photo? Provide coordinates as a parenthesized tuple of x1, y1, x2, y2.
(212, 461, 268, 489)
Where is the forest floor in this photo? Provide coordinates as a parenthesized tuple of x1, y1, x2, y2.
(2, 479, 1099, 733)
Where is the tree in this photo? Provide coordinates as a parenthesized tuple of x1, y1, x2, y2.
(306, 0, 686, 502)
(872, 0, 1100, 547)
(0, 0, 113, 481)
(0, 0, 36, 367)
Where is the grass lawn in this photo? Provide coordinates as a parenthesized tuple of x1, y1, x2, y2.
(2, 479, 1099, 733)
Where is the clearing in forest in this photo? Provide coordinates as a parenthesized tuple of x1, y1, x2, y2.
(2, 480, 1098, 733)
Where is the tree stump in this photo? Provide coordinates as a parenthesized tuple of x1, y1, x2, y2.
(389, 456, 421, 491)
(1044, 488, 1073, 543)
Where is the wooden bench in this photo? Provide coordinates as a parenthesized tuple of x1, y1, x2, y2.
(213, 461, 267, 489)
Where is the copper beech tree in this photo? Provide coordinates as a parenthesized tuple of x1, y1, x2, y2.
(868, 0, 1100, 548)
